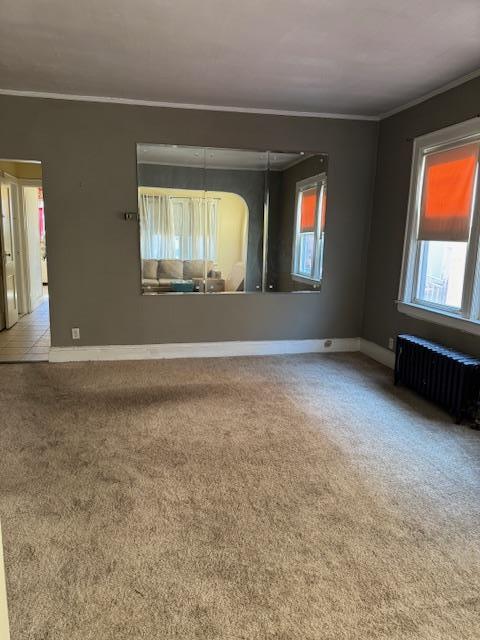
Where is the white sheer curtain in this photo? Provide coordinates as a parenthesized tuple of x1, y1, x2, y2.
(174, 197, 218, 260)
(139, 193, 176, 259)
(139, 192, 218, 261)
(205, 199, 218, 260)
(190, 197, 205, 259)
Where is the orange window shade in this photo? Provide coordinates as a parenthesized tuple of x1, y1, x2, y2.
(418, 143, 479, 242)
(300, 189, 317, 232)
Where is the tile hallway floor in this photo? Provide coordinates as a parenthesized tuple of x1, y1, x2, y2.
(0, 293, 50, 362)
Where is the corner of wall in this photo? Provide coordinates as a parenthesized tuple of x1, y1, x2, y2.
(359, 122, 381, 342)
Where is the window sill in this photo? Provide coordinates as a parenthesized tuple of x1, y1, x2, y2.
(397, 301, 480, 336)
(291, 274, 322, 287)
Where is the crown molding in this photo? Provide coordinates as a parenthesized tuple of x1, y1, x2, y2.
(3, 66, 480, 124)
(379, 67, 480, 120)
(0, 88, 379, 122)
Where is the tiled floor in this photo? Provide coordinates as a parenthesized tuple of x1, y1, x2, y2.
(0, 290, 50, 362)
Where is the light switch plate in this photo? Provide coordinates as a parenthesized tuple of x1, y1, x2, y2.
(72, 328, 80, 340)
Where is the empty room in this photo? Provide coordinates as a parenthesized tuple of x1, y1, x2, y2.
(0, 2, 479, 639)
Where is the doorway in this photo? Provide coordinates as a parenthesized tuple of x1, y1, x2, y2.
(0, 160, 50, 362)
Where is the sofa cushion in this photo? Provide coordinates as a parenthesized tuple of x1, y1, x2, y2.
(142, 259, 158, 280)
(157, 259, 183, 279)
(183, 260, 214, 279)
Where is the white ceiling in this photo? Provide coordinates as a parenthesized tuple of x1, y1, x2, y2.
(1, 0, 480, 118)
(138, 145, 306, 170)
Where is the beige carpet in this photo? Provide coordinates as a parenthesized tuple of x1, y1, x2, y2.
(0, 353, 479, 639)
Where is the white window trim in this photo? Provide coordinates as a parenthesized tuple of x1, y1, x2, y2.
(398, 116, 480, 334)
(397, 301, 480, 336)
(291, 173, 326, 286)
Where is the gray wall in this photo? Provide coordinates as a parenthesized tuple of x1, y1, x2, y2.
(363, 75, 480, 356)
(0, 94, 377, 347)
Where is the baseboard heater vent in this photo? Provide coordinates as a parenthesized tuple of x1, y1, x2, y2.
(394, 334, 480, 423)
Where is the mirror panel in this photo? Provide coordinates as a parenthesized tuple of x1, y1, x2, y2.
(137, 143, 207, 294)
(266, 152, 328, 292)
(136, 144, 327, 294)
(204, 147, 268, 293)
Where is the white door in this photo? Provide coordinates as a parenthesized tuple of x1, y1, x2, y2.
(0, 182, 19, 328)
(23, 186, 43, 311)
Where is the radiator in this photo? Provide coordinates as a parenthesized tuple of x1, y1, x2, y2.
(394, 334, 480, 423)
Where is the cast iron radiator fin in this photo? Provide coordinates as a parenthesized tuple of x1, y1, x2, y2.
(394, 334, 480, 423)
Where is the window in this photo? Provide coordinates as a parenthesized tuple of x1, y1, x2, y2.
(399, 118, 480, 333)
(291, 174, 327, 285)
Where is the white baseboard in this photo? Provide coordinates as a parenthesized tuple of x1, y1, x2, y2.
(0, 523, 11, 640)
(360, 339, 395, 369)
(49, 337, 361, 362)
(48, 337, 395, 367)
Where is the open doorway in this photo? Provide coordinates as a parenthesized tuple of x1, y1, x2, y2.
(0, 160, 50, 362)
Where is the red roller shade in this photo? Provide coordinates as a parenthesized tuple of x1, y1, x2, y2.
(300, 189, 317, 232)
(418, 143, 479, 242)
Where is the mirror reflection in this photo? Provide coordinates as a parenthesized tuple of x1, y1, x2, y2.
(204, 147, 267, 292)
(266, 153, 328, 292)
(137, 144, 266, 293)
(136, 144, 327, 294)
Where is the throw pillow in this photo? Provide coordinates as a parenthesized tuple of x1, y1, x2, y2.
(158, 259, 184, 279)
(184, 260, 214, 279)
(142, 259, 158, 280)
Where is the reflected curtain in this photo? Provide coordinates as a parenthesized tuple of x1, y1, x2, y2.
(190, 197, 205, 259)
(173, 197, 218, 260)
(139, 193, 176, 259)
(140, 193, 218, 260)
(205, 199, 218, 260)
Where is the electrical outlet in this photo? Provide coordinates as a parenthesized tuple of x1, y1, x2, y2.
(72, 327, 80, 340)
(388, 337, 394, 351)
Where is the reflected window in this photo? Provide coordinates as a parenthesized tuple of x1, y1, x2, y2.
(291, 174, 326, 284)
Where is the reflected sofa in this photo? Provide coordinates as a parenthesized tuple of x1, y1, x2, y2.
(142, 259, 225, 293)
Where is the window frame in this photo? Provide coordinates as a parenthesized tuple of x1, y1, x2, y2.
(399, 118, 480, 335)
(291, 173, 327, 286)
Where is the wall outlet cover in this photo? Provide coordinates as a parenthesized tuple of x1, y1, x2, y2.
(388, 337, 394, 350)
(72, 328, 80, 340)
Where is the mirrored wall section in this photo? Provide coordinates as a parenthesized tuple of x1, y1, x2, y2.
(205, 147, 267, 292)
(137, 144, 267, 294)
(136, 144, 327, 294)
(266, 153, 328, 292)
